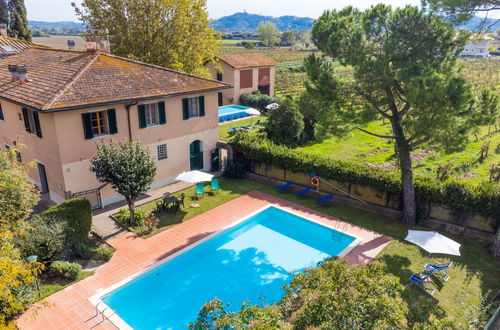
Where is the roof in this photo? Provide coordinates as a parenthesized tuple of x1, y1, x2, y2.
(0, 36, 48, 56)
(216, 54, 277, 69)
(0, 48, 231, 111)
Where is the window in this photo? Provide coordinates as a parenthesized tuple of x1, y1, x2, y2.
(182, 96, 205, 120)
(0, 102, 3, 121)
(216, 71, 223, 81)
(157, 144, 168, 161)
(479, 48, 484, 53)
(91, 111, 109, 136)
(240, 69, 253, 89)
(138, 101, 165, 128)
(218, 92, 223, 106)
(81, 109, 117, 140)
(22, 108, 42, 138)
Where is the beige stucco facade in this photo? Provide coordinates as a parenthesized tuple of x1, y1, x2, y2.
(206, 61, 275, 105)
(0, 91, 220, 206)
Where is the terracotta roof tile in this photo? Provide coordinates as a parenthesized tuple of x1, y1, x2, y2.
(0, 48, 230, 111)
(0, 36, 49, 56)
(217, 54, 277, 69)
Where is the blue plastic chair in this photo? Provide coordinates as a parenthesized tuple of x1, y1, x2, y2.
(211, 178, 220, 193)
(296, 186, 312, 196)
(195, 182, 204, 199)
(425, 262, 453, 282)
(277, 181, 292, 190)
(409, 273, 435, 295)
(316, 193, 334, 204)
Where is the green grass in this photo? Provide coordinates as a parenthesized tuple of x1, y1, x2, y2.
(221, 39, 258, 45)
(37, 271, 94, 301)
(131, 177, 499, 326)
(218, 116, 266, 140)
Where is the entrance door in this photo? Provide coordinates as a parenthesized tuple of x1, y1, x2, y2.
(258, 84, 270, 95)
(37, 162, 49, 193)
(211, 148, 220, 172)
(189, 140, 204, 170)
(218, 92, 223, 106)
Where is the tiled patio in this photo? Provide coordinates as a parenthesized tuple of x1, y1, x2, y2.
(17, 190, 392, 330)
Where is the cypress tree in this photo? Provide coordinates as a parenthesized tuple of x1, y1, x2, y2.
(0, 0, 8, 25)
(8, 0, 30, 41)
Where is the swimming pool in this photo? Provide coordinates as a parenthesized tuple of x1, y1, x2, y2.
(93, 206, 357, 329)
(218, 105, 252, 122)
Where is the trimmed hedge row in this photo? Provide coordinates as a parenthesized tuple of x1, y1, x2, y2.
(231, 135, 500, 220)
(41, 198, 92, 243)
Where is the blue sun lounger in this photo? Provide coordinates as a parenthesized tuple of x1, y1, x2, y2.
(409, 273, 435, 296)
(425, 262, 453, 282)
(296, 186, 312, 196)
(316, 193, 334, 203)
(277, 181, 292, 189)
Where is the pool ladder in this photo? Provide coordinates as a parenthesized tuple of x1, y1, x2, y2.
(331, 223, 348, 242)
(95, 302, 112, 323)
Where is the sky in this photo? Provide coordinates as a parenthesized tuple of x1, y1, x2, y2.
(26, 0, 422, 22)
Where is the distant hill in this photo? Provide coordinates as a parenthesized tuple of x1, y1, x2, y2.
(454, 16, 500, 32)
(212, 12, 313, 32)
(29, 21, 85, 31)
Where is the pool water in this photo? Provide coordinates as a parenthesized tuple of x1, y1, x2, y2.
(218, 105, 252, 122)
(101, 206, 356, 329)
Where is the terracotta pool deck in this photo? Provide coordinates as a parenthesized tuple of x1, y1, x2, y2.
(17, 190, 392, 330)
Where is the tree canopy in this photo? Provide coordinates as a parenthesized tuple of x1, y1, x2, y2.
(73, 0, 220, 77)
(90, 140, 156, 225)
(190, 258, 407, 329)
(0, 0, 8, 25)
(7, 0, 30, 41)
(266, 100, 304, 147)
(305, 5, 498, 225)
(257, 21, 281, 47)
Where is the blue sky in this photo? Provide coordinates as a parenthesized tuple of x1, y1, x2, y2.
(26, 0, 421, 22)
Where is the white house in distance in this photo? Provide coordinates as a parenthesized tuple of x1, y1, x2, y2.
(459, 35, 493, 58)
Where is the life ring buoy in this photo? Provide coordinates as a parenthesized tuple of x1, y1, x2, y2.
(311, 177, 320, 187)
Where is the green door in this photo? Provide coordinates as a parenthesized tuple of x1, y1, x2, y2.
(190, 140, 204, 170)
(211, 148, 220, 172)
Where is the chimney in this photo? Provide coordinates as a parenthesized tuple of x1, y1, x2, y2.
(85, 36, 110, 53)
(8, 64, 18, 81)
(67, 40, 76, 50)
(0, 23, 7, 37)
(16, 65, 28, 82)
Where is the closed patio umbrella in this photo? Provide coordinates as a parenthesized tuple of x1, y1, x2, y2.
(405, 230, 461, 261)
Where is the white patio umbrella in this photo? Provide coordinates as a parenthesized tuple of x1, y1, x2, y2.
(175, 170, 213, 183)
(244, 108, 261, 124)
(405, 230, 461, 262)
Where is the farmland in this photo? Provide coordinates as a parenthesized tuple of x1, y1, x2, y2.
(33, 35, 85, 50)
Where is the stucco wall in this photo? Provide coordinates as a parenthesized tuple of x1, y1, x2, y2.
(206, 61, 235, 105)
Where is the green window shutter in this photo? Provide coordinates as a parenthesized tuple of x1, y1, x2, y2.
(138, 104, 146, 128)
(22, 108, 31, 133)
(33, 112, 42, 138)
(182, 98, 189, 120)
(198, 96, 205, 117)
(81, 113, 94, 139)
(158, 101, 166, 125)
(107, 109, 117, 134)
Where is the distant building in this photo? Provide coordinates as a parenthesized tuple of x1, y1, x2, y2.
(459, 35, 493, 58)
(206, 54, 277, 105)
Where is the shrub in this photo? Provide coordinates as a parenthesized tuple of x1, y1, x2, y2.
(266, 99, 304, 147)
(17, 215, 66, 261)
(239, 91, 276, 112)
(223, 159, 247, 179)
(49, 261, 82, 280)
(115, 208, 149, 227)
(92, 246, 114, 261)
(72, 242, 93, 259)
(41, 198, 92, 244)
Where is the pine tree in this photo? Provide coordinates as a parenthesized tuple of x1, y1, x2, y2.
(8, 0, 31, 41)
(0, 0, 8, 25)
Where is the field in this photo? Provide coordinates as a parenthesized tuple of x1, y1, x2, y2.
(33, 35, 85, 50)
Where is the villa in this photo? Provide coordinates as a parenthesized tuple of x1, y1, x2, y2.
(206, 53, 277, 105)
(459, 35, 493, 58)
(0, 46, 230, 207)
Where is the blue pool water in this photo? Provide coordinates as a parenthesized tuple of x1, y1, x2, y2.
(218, 105, 252, 122)
(101, 206, 356, 329)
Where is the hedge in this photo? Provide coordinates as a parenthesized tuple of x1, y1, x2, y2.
(231, 135, 500, 220)
(41, 198, 92, 243)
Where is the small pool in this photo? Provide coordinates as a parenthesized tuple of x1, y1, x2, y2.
(96, 206, 357, 329)
(218, 105, 252, 122)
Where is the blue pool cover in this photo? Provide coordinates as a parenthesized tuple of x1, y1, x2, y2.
(218, 105, 252, 122)
(101, 206, 356, 329)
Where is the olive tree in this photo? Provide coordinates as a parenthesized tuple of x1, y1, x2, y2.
(90, 140, 156, 225)
(305, 5, 497, 225)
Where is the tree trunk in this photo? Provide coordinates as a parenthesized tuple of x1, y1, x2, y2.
(491, 228, 500, 258)
(391, 120, 417, 226)
(126, 197, 136, 226)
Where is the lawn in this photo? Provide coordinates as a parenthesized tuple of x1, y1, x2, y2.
(131, 177, 499, 327)
(37, 271, 94, 301)
(218, 116, 266, 140)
